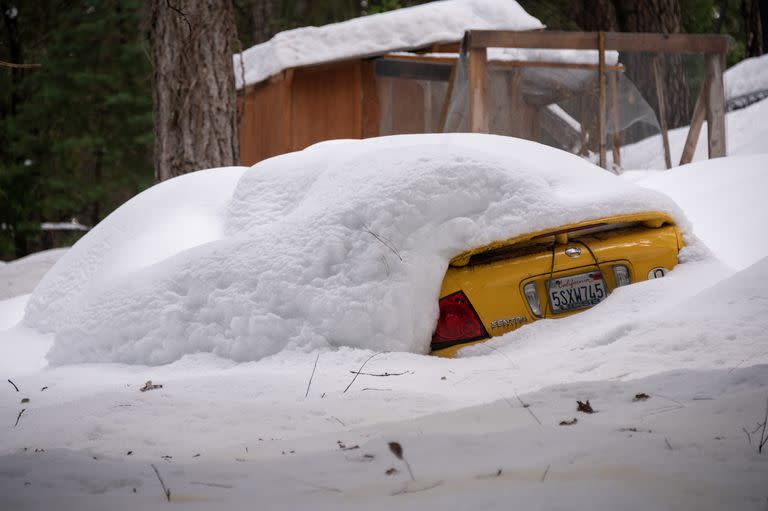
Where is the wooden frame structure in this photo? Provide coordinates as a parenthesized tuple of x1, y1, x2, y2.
(463, 30, 730, 169)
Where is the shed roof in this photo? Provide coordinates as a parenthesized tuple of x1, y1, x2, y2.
(233, 0, 544, 88)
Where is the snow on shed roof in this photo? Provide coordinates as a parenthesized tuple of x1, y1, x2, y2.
(233, 0, 544, 88)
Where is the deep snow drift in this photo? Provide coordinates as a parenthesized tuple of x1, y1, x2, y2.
(629, 153, 768, 271)
(23, 135, 687, 366)
(2, 145, 768, 511)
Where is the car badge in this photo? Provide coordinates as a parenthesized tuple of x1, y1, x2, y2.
(565, 246, 581, 258)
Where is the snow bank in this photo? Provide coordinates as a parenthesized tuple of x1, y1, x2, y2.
(725, 53, 768, 101)
(633, 153, 768, 271)
(26, 134, 686, 366)
(620, 93, 768, 169)
(0, 248, 67, 300)
(25, 167, 248, 330)
(234, 0, 543, 88)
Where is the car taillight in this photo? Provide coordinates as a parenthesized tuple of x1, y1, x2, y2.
(431, 291, 488, 349)
(523, 282, 542, 317)
(613, 264, 631, 287)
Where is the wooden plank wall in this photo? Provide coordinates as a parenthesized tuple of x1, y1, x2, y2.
(240, 59, 382, 165)
(239, 75, 291, 166)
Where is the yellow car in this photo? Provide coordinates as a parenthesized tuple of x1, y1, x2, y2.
(431, 212, 683, 357)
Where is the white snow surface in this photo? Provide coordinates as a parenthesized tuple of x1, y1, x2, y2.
(620, 91, 768, 169)
(0, 248, 67, 300)
(233, 0, 543, 88)
(725, 53, 768, 100)
(632, 153, 768, 271)
(1, 150, 768, 510)
(23, 135, 686, 366)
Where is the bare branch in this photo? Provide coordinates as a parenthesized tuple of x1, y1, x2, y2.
(151, 464, 171, 502)
(343, 352, 383, 393)
(349, 370, 410, 377)
(365, 230, 403, 262)
(305, 353, 320, 398)
(14, 408, 25, 427)
(0, 60, 41, 69)
(7, 379, 19, 392)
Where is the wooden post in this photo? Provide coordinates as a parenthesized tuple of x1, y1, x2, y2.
(597, 31, 607, 169)
(704, 53, 726, 158)
(679, 83, 707, 165)
(438, 62, 457, 132)
(468, 47, 489, 133)
(508, 69, 525, 137)
(652, 56, 672, 169)
(609, 71, 622, 169)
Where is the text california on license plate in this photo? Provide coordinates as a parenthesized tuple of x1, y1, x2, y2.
(547, 271, 607, 313)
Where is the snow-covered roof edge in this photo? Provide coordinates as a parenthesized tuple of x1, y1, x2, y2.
(233, 0, 544, 88)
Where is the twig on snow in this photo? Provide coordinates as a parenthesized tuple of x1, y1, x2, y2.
(743, 427, 753, 445)
(758, 397, 768, 454)
(365, 230, 403, 262)
(343, 352, 383, 393)
(7, 379, 19, 392)
(14, 409, 26, 427)
(349, 370, 410, 377)
(305, 353, 320, 398)
(664, 437, 673, 451)
(388, 442, 415, 481)
(514, 393, 542, 427)
(391, 481, 443, 496)
(151, 463, 171, 502)
(540, 464, 551, 482)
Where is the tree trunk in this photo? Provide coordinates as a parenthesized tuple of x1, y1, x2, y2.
(616, 0, 691, 129)
(743, 0, 765, 57)
(150, 0, 239, 182)
(568, 0, 619, 31)
(252, 0, 274, 44)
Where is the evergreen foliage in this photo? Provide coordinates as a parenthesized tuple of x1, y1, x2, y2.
(1, 0, 153, 259)
(0, 0, 759, 260)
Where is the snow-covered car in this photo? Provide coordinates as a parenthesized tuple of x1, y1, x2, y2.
(431, 212, 682, 357)
(26, 134, 688, 365)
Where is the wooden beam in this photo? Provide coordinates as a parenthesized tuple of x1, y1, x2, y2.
(609, 71, 622, 168)
(652, 56, 672, 169)
(679, 84, 707, 165)
(489, 60, 625, 72)
(598, 32, 607, 169)
(284, 69, 294, 152)
(539, 106, 581, 150)
(467, 48, 489, 133)
(374, 58, 453, 82)
(467, 30, 729, 55)
(438, 62, 458, 132)
(508, 69, 525, 138)
(704, 53, 727, 158)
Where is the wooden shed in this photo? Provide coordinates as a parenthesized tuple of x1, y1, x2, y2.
(235, 1, 730, 170)
(235, 0, 545, 165)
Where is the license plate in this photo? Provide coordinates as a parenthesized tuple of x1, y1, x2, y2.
(547, 271, 608, 314)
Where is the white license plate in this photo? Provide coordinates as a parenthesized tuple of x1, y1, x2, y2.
(547, 271, 608, 314)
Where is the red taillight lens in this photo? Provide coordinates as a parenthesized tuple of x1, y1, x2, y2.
(431, 291, 489, 350)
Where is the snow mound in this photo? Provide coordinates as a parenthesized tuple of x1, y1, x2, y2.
(725, 53, 768, 101)
(0, 248, 68, 300)
(234, 0, 543, 88)
(26, 134, 686, 365)
(634, 153, 768, 271)
(620, 94, 768, 169)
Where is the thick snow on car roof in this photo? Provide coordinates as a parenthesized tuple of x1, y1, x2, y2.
(25, 134, 687, 365)
(233, 0, 544, 88)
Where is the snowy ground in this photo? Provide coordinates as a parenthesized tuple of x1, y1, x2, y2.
(620, 92, 768, 170)
(1, 139, 767, 507)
